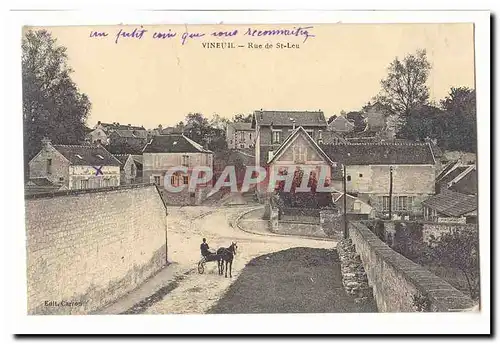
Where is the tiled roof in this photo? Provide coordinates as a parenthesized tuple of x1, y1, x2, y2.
(422, 190, 477, 217)
(438, 166, 469, 186)
(330, 116, 355, 126)
(26, 178, 57, 187)
(142, 134, 212, 154)
(132, 155, 143, 166)
(98, 122, 145, 131)
(53, 144, 121, 166)
(448, 166, 477, 195)
(113, 154, 131, 165)
(320, 143, 436, 165)
(253, 110, 327, 127)
(436, 161, 460, 181)
(230, 122, 253, 131)
(160, 127, 183, 135)
(107, 137, 148, 155)
(113, 129, 148, 139)
(319, 131, 347, 144)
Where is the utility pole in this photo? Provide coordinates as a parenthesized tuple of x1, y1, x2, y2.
(343, 163, 348, 239)
(388, 166, 393, 220)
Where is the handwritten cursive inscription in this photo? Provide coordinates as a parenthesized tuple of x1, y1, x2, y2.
(181, 31, 205, 45)
(89, 31, 108, 38)
(244, 26, 315, 43)
(115, 26, 148, 44)
(90, 25, 316, 45)
(152, 30, 177, 39)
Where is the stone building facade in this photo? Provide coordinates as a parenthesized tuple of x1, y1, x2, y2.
(28, 139, 121, 190)
(322, 143, 437, 218)
(142, 134, 213, 205)
(226, 122, 255, 149)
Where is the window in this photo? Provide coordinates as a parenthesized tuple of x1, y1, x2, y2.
(293, 145, 307, 163)
(249, 133, 252, 140)
(80, 180, 89, 189)
(240, 132, 245, 140)
(272, 131, 281, 144)
(380, 196, 414, 212)
(396, 196, 414, 211)
(347, 175, 351, 181)
(170, 175, 176, 186)
(182, 155, 190, 167)
(183, 176, 189, 185)
(359, 173, 363, 178)
(353, 201, 361, 212)
(46, 159, 52, 174)
(240, 144, 245, 148)
(381, 196, 390, 211)
(154, 176, 161, 185)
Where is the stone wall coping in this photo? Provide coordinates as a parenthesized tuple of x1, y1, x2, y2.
(373, 220, 476, 227)
(26, 183, 155, 200)
(25, 183, 168, 212)
(349, 221, 475, 311)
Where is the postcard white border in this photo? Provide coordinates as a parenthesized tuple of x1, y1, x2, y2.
(4, 9, 491, 335)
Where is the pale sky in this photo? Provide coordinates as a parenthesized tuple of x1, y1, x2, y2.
(32, 23, 475, 128)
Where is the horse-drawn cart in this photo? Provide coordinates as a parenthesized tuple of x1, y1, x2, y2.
(197, 242, 238, 277)
(197, 254, 219, 274)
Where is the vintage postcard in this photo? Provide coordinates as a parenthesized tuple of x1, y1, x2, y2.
(11, 10, 490, 335)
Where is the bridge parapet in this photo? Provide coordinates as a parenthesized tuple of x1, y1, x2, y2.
(348, 221, 475, 312)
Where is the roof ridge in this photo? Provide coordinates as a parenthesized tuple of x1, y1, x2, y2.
(53, 144, 98, 148)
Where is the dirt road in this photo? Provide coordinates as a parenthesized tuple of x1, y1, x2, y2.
(142, 205, 337, 314)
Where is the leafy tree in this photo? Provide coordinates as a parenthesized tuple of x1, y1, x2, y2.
(210, 113, 230, 130)
(184, 112, 227, 151)
(346, 111, 367, 132)
(439, 87, 477, 152)
(376, 49, 431, 134)
(429, 229, 480, 300)
(184, 113, 211, 144)
(397, 104, 446, 142)
(233, 113, 253, 123)
(23, 29, 91, 173)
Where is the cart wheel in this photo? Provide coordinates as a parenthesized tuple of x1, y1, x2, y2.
(198, 261, 205, 274)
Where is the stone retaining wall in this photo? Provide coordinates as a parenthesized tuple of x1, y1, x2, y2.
(25, 184, 168, 315)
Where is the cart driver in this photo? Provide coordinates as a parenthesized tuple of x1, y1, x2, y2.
(200, 238, 215, 257)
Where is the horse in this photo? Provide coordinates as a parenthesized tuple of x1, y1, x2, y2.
(216, 242, 238, 278)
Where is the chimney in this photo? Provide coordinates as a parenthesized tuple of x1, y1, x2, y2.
(128, 124, 131, 129)
(158, 124, 163, 131)
(97, 120, 101, 125)
(41, 137, 52, 149)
